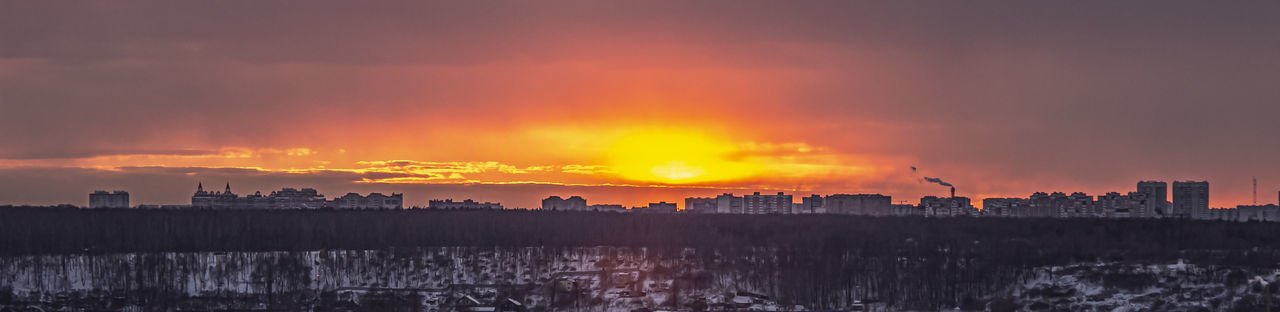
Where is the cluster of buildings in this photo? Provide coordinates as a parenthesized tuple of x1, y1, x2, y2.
(981, 181, 1173, 218)
(88, 183, 513, 210)
(540, 196, 679, 213)
(89, 183, 405, 209)
(981, 181, 1280, 222)
(547, 189, 974, 217)
(427, 199, 504, 210)
(547, 192, 911, 215)
(684, 192, 797, 214)
(542, 181, 1280, 222)
(85, 180, 1280, 222)
(188, 183, 403, 209)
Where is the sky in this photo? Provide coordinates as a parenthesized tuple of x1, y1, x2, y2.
(2, 1, 1279, 208)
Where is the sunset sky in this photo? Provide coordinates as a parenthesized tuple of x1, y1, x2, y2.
(2, 1, 1279, 208)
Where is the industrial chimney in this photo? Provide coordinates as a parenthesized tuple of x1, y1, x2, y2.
(950, 186, 956, 198)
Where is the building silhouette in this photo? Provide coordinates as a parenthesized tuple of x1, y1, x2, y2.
(541, 196, 587, 211)
(589, 204, 627, 212)
(684, 197, 717, 214)
(822, 194, 892, 216)
(427, 199, 502, 210)
(1096, 192, 1148, 218)
(1136, 181, 1168, 217)
(1059, 192, 1095, 218)
(920, 196, 975, 217)
(1172, 181, 1209, 218)
(981, 198, 1023, 217)
(743, 192, 792, 214)
(191, 183, 401, 209)
(633, 201, 677, 213)
(715, 193, 744, 214)
(798, 195, 823, 214)
(331, 192, 404, 209)
(89, 190, 129, 208)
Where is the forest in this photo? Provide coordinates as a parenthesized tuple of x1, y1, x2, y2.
(3, 206, 1280, 310)
(2, 205, 1278, 268)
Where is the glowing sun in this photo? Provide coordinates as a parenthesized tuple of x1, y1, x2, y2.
(604, 129, 760, 184)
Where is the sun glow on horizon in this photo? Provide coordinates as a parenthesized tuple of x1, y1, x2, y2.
(605, 129, 761, 184)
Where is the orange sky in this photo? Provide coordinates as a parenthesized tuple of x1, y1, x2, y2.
(2, 2, 1279, 208)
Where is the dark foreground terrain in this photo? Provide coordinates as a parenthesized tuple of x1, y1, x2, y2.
(1, 206, 1279, 311)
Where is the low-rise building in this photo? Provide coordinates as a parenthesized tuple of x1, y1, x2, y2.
(632, 202, 677, 213)
(328, 192, 404, 209)
(589, 204, 627, 212)
(89, 190, 130, 208)
(684, 197, 718, 214)
(190, 183, 399, 209)
(1202, 207, 1240, 221)
(1236, 204, 1280, 222)
(542, 196, 588, 211)
(823, 194, 892, 216)
(892, 204, 922, 216)
(427, 199, 502, 210)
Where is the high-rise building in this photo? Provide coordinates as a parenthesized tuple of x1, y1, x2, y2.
(89, 190, 129, 208)
(743, 192, 792, 214)
(1136, 181, 1167, 217)
(715, 193, 744, 214)
(823, 194, 892, 216)
(1172, 181, 1209, 219)
(541, 196, 588, 211)
(684, 197, 718, 214)
(588, 204, 627, 212)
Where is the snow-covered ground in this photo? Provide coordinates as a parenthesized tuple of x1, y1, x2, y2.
(0, 248, 798, 311)
(2, 248, 1277, 311)
(992, 261, 1280, 311)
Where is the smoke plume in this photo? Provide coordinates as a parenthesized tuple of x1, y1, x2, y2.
(923, 176, 953, 187)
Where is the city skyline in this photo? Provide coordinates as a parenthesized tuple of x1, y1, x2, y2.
(69, 179, 1280, 212)
(3, 2, 1280, 209)
(59, 178, 1280, 221)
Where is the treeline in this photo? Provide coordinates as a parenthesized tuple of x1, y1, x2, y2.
(2, 206, 1279, 267)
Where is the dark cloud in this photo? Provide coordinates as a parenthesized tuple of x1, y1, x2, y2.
(0, 149, 218, 160)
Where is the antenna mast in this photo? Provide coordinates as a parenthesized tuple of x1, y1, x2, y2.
(1253, 177, 1258, 205)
